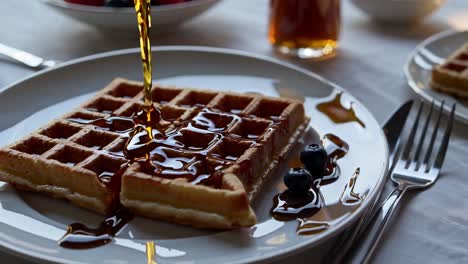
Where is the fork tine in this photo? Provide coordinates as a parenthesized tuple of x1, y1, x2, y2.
(412, 101, 434, 169)
(431, 103, 456, 171)
(423, 101, 445, 167)
(403, 102, 423, 165)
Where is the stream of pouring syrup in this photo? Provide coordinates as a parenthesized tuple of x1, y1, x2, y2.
(130, 0, 162, 157)
(146, 241, 157, 264)
(135, 0, 153, 111)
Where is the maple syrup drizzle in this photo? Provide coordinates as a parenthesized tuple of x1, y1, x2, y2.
(67, 105, 289, 188)
(100, 163, 130, 195)
(316, 93, 365, 128)
(270, 133, 349, 233)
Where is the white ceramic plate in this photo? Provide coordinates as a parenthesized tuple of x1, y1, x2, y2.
(405, 30, 468, 124)
(0, 47, 388, 264)
(41, 0, 220, 30)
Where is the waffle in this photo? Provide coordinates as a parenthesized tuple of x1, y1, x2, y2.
(0, 78, 310, 229)
(431, 43, 468, 97)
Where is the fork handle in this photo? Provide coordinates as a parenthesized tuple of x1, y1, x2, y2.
(347, 185, 408, 264)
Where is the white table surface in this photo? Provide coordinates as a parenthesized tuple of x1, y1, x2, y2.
(1, 0, 468, 263)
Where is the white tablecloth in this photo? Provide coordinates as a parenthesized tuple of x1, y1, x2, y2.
(0, 0, 467, 263)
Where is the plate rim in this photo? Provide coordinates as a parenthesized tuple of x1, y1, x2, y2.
(0, 46, 389, 264)
(41, 0, 221, 14)
(403, 29, 468, 124)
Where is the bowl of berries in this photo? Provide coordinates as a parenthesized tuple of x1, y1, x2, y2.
(42, 0, 220, 30)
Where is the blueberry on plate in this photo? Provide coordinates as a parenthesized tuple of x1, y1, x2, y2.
(284, 168, 313, 194)
(300, 144, 328, 177)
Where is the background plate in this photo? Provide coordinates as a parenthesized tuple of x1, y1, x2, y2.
(405, 30, 468, 124)
(0, 47, 388, 264)
(42, 0, 220, 30)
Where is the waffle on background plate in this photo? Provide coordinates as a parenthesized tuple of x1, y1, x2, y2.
(0, 78, 310, 229)
(431, 42, 468, 97)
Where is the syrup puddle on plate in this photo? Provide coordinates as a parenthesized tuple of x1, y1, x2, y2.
(58, 207, 134, 249)
(316, 92, 365, 128)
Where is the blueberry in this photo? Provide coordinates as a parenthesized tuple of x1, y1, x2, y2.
(300, 144, 328, 177)
(106, 0, 133, 7)
(284, 168, 313, 194)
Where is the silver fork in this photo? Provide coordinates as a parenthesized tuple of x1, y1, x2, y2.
(351, 100, 456, 264)
(0, 43, 58, 70)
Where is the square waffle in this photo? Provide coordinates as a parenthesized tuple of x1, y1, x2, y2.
(431, 42, 468, 97)
(0, 78, 310, 229)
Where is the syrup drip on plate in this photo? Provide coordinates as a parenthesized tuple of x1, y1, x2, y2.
(296, 219, 330, 236)
(59, 207, 134, 249)
(340, 168, 364, 206)
(316, 92, 365, 128)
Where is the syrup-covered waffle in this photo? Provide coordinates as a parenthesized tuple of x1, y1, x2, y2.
(431, 43, 468, 97)
(0, 78, 309, 229)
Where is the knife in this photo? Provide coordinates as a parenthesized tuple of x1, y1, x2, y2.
(383, 101, 414, 154)
(327, 100, 414, 264)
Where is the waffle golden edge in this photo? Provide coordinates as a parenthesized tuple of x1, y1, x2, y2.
(0, 78, 310, 229)
(430, 42, 468, 97)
